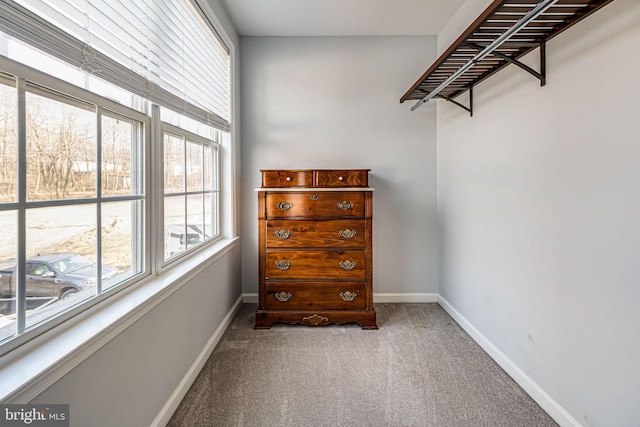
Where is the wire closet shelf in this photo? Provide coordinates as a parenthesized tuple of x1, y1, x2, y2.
(400, 0, 615, 115)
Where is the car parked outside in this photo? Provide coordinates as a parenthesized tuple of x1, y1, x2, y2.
(0, 253, 119, 300)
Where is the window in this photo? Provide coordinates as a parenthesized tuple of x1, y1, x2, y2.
(0, 0, 232, 352)
(0, 71, 147, 343)
(162, 121, 220, 261)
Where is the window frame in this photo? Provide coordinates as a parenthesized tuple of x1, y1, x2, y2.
(0, 56, 153, 355)
(159, 119, 222, 267)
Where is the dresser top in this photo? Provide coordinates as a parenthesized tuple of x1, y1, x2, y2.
(256, 187, 375, 192)
(260, 169, 371, 172)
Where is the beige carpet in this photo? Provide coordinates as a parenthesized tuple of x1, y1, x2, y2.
(168, 303, 557, 427)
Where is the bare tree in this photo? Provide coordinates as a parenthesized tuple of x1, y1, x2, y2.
(102, 116, 132, 195)
(26, 95, 96, 199)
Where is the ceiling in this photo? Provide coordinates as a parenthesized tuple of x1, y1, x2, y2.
(217, 0, 467, 36)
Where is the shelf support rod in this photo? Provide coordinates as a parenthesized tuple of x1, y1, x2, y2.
(540, 42, 546, 86)
(463, 41, 547, 86)
(410, 0, 558, 112)
(440, 86, 473, 116)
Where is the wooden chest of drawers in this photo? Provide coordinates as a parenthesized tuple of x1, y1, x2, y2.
(255, 169, 377, 329)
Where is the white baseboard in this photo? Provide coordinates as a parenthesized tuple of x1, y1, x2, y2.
(151, 294, 244, 427)
(243, 292, 438, 304)
(437, 296, 582, 427)
(243, 293, 258, 303)
(374, 293, 438, 303)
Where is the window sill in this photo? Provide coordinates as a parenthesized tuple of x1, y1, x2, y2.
(0, 237, 239, 403)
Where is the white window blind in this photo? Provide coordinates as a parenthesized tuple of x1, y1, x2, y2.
(0, 0, 230, 131)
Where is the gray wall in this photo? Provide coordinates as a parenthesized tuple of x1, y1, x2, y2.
(239, 35, 439, 296)
(437, 0, 640, 426)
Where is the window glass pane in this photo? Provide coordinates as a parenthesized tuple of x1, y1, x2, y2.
(101, 200, 143, 290)
(6, 36, 85, 88)
(204, 192, 216, 240)
(164, 195, 185, 259)
(0, 78, 17, 203)
(26, 90, 97, 201)
(186, 140, 203, 192)
(2, 33, 145, 112)
(102, 114, 142, 197)
(25, 204, 98, 330)
(0, 210, 17, 342)
(160, 107, 217, 140)
(186, 193, 204, 248)
(164, 133, 184, 194)
(88, 75, 141, 110)
(203, 142, 219, 241)
(203, 144, 213, 192)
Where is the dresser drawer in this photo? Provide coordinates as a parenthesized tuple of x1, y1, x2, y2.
(264, 282, 366, 310)
(315, 170, 369, 187)
(266, 250, 365, 279)
(266, 219, 365, 248)
(265, 192, 365, 219)
(261, 170, 312, 188)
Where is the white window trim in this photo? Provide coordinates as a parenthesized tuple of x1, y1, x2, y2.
(0, 236, 238, 403)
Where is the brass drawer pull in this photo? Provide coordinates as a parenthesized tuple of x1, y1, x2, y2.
(275, 291, 292, 302)
(339, 229, 356, 239)
(340, 291, 357, 302)
(275, 260, 291, 270)
(278, 201, 293, 211)
(339, 260, 356, 271)
(309, 194, 319, 200)
(275, 229, 291, 239)
(337, 201, 353, 210)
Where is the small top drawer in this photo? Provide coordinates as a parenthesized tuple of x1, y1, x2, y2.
(262, 170, 312, 188)
(315, 170, 369, 187)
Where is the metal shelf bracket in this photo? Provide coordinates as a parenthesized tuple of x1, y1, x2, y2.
(464, 42, 547, 87)
(440, 86, 474, 117)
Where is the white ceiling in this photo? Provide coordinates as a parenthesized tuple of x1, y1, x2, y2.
(217, 0, 466, 36)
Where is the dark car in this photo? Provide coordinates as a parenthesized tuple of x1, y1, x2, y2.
(0, 253, 119, 300)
